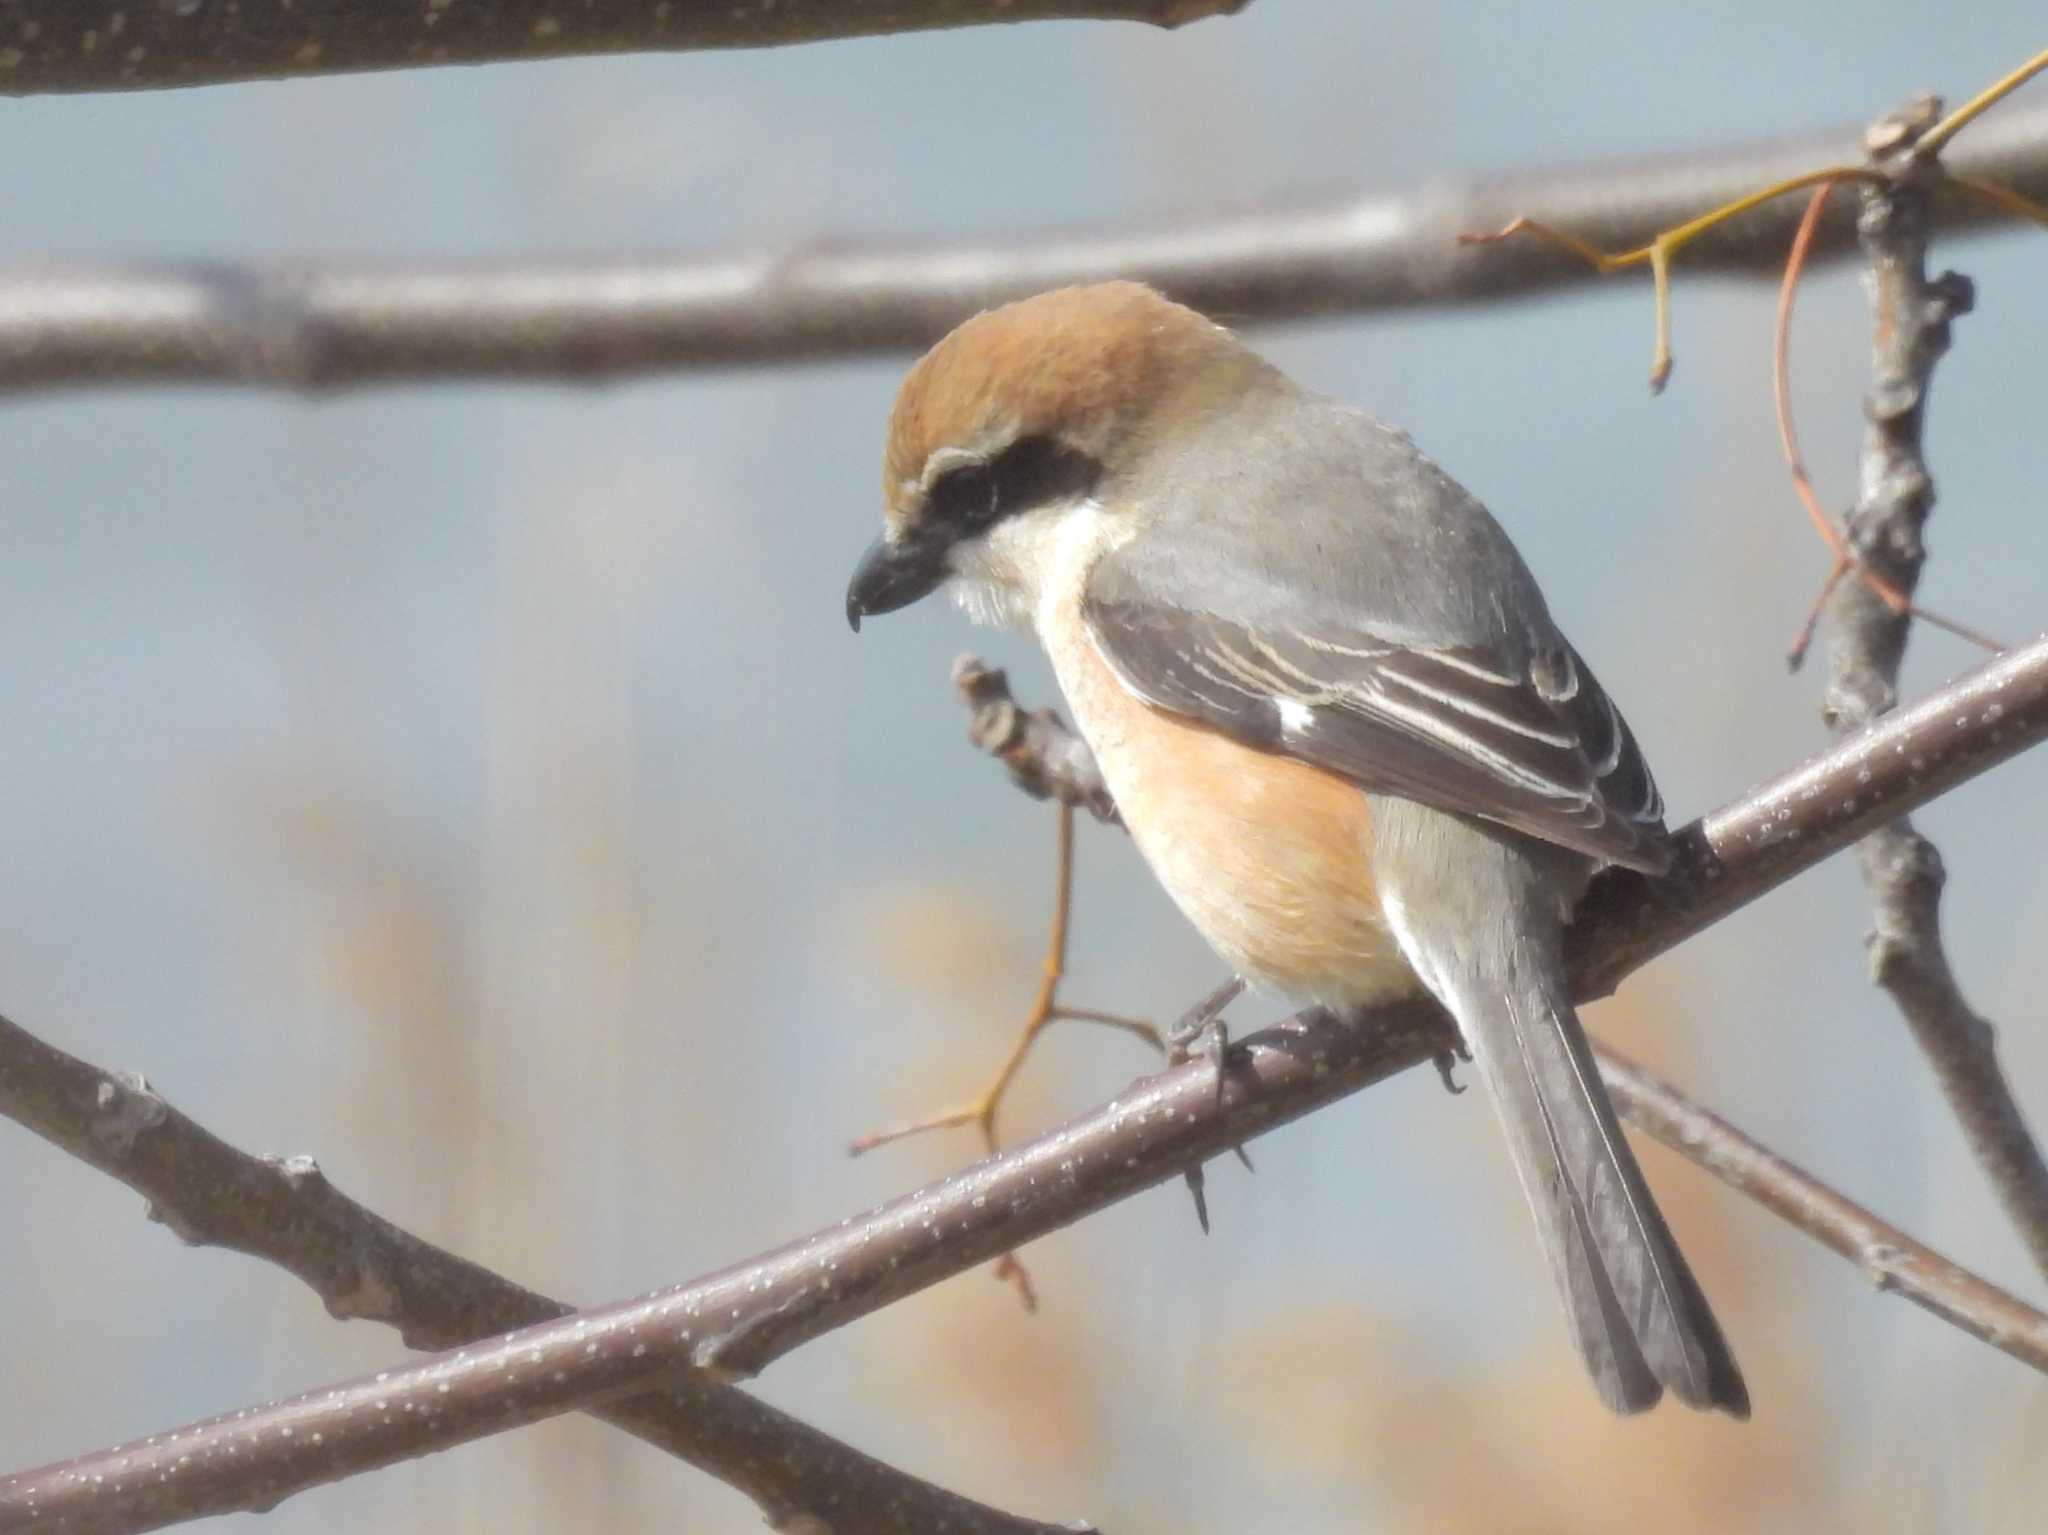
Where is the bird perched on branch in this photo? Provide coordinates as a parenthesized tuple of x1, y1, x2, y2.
(846, 280, 1747, 1416)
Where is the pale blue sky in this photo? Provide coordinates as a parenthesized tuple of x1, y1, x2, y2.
(3, 6, 2044, 1530)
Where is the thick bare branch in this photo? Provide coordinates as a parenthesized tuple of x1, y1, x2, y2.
(957, 653, 2048, 1376)
(0, 1, 1245, 97)
(0, 1016, 1086, 1535)
(3, 102, 2046, 394)
(6, 633, 2045, 1534)
(1819, 98, 2048, 1279)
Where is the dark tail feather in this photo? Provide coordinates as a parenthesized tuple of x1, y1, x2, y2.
(1445, 932, 1749, 1416)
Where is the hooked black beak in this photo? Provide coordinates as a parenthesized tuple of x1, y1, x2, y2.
(845, 532, 948, 632)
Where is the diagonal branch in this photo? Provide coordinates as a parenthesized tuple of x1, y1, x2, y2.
(0, 1016, 1085, 1535)
(4, 102, 2048, 394)
(1820, 98, 2048, 1279)
(0, 1, 1247, 97)
(955, 658, 2048, 1370)
(1600, 1046, 2048, 1369)
(6, 632, 2046, 1534)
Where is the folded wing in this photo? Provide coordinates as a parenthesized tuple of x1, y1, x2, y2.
(1083, 558, 1670, 874)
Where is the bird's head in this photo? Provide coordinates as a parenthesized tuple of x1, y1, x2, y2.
(846, 281, 1269, 632)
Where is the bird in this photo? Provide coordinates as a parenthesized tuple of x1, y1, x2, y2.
(844, 280, 1748, 1417)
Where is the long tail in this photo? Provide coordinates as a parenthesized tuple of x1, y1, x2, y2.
(1476, 931, 1748, 1413)
(1380, 836, 1748, 1414)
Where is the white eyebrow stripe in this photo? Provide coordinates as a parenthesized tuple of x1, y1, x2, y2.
(915, 443, 986, 493)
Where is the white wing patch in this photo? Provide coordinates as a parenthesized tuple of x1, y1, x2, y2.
(1276, 697, 1317, 734)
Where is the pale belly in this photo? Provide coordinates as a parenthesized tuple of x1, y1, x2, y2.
(1040, 600, 1419, 1009)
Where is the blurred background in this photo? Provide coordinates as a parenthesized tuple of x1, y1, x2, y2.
(3, 2, 2045, 1529)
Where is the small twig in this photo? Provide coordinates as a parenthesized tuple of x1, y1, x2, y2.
(1771, 184, 2000, 667)
(1463, 52, 2048, 391)
(952, 657, 1121, 823)
(1820, 98, 2048, 1283)
(0, 1016, 1085, 1535)
(6, 105, 2048, 394)
(1915, 47, 2048, 158)
(851, 794, 1161, 1308)
(855, 660, 1163, 1304)
(1462, 166, 1876, 391)
(8, 635, 2048, 1530)
(1778, 181, 1884, 665)
(0, 0, 1246, 96)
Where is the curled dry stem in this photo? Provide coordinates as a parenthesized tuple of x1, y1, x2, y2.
(1462, 47, 2048, 393)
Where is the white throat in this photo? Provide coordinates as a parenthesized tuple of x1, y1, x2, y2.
(945, 498, 1122, 636)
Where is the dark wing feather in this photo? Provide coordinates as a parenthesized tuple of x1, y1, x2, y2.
(1083, 593, 1671, 874)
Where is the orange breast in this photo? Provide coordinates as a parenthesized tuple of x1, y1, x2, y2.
(1041, 596, 1419, 1008)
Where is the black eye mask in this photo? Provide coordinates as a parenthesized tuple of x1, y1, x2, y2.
(926, 436, 1102, 536)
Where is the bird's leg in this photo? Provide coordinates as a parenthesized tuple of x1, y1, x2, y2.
(1165, 975, 1253, 1232)
(1166, 975, 1247, 1114)
(848, 801, 1163, 1306)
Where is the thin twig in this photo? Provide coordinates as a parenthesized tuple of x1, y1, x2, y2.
(8, 634, 2046, 1533)
(853, 661, 1161, 1303)
(4, 103, 2048, 394)
(1820, 97, 2048, 1281)
(1462, 166, 1880, 391)
(0, 1017, 1087, 1535)
(0, 0, 1247, 96)
(1463, 50, 2048, 391)
(1777, 182, 1887, 662)
(850, 794, 1160, 1308)
(1771, 184, 2000, 666)
(1915, 47, 2048, 158)
(951, 657, 1120, 824)
(1600, 1047, 2048, 1373)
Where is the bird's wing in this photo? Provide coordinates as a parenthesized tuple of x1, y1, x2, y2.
(1081, 511, 1670, 874)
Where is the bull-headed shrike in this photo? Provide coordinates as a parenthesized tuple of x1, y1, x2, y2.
(846, 281, 1746, 1416)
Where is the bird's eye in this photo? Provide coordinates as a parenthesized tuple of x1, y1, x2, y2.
(929, 460, 1003, 532)
(926, 436, 1101, 536)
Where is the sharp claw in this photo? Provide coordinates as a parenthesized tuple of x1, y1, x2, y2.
(1167, 975, 1245, 1050)
(1201, 1018, 1233, 1110)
